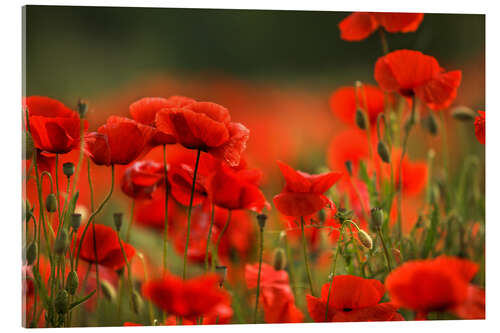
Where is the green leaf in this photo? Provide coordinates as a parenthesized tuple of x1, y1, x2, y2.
(32, 265, 51, 310)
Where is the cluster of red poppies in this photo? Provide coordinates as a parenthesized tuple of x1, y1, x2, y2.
(22, 11, 485, 328)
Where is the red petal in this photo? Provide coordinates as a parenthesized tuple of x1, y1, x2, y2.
(130, 97, 171, 125)
(415, 70, 462, 110)
(273, 192, 326, 217)
(331, 303, 401, 322)
(339, 12, 379, 41)
(322, 275, 385, 310)
(474, 111, 485, 145)
(84, 132, 111, 166)
(276, 160, 311, 192)
(208, 122, 249, 166)
(450, 285, 485, 319)
(372, 13, 424, 33)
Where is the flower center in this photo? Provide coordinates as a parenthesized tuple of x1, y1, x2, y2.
(343, 308, 353, 312)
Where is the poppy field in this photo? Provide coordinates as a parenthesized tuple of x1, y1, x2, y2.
(21, 8, 485, 328)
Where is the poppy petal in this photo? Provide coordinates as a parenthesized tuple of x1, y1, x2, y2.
(339, 12, 379, 41)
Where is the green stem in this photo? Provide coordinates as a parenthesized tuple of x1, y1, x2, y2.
(253, 222, 264, 323)
(183, 148, 201, 280)
(70, 118, 86, 198)
(126, 200, 135, 244)
(162, 144, 169, 273)
(205, 203, 216, 272)
(377, 228, 393, 272)
(378, 28, 389, 54)
(213, 210, 232, 271)
(300, 216, 316, 296)
(325, 224, 345, 321)
(55, 153, 61, 221)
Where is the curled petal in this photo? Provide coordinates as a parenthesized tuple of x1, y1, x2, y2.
(339, 12, 379, 41)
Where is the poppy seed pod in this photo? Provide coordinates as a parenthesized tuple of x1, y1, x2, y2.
(24, 131, 35, 160)
(257, 214, 267, 229)
(66, 270, 79, 295)
(77, 99, 88, 118)
(100, 280, 117, 303)
(26, 241, 37, 265)
(358, 229, 373, 250)
(54, 289, 69, 314)
(113, 212, 123, 232)
(451, 106, 476, 121)
(370, 208, 384, 231)
(377, 141, 391, 163)
(355, 108, 367, 130)
(45, 193, 57, 213)
(130, 289, 143, 315)
(63, 162, 75, 177)
(54, 229, 69, 256)
(70, 213, 81, 230)
(344, 160, 353, 176)
(272, 248, 287, 271)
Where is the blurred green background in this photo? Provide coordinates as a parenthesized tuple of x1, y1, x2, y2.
(24, 5, 485, 105)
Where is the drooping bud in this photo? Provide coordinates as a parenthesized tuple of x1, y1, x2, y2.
(377, 141, 391, 163)
(451, 106, 476, 121)
(63, 162, 75, 177)
(100, 280, 117, 303)
(26, 241, 37, 265)
(256, 214, 267, 229)
(130, 289, 143, 315)
(344, 160, 353, 176)
(113, 212, 123, 232)
(370, 208, 384, 231)
(25, 200, 33, 223)
(422, 113, 439, 136)
(70, 213, 82, 231)
(215, 265, 227, 287)
(358, 229, 373, 250)
(54, 289, 69, 314)
(54, 229, 69, 256)
(355, 108, 367, 130)
(272, 248, 287, 271)
(24, 131, 35, 160)
(45, 193, 57, 213)
(77, 99, 88, 118)
(66, 270, 79, 295)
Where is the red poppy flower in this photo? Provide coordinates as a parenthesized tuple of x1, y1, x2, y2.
(24, 96, 86, 154)
(75, 223, 135, 270)
(123, 322, 142, 326)
(129, 95, 196, 146)
(385, 256, 485, 319)
(374, 50, 462, 110)
(208, 162, 270, 212)
(168, 163, 210, 207)
(121, 160, 165, 199)
(339, 12, 424, 41)
(142, 273, 232, 321)
(85, 116, 153, 166)
(273, 160, 342, 217)
(390, 149, 428, 196)
(245, 263, 303, 323)
(327, 129, 371, 176)
(306, 275, 403, 322)
(329, 85, 388, 126)
(155, 100, 250, 166)
(474, 110, 485, 145)
(134, 189, 179, 231)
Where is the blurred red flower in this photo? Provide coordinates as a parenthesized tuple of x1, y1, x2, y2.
(75, 223, 135, 270)
(245, 263, 303, 323)
(474, 110, 485, 145)
(121, 160, 165, 199)
(390, 149, 428, 196)
(155, 100, 249, 166)
(129, 95, 196, 146)
(142, 273, 232, 321)
(24, 96, 86, 154)
(385, 256, 485, 319)
(134, 189, 179, 231)
(307, 275, 403, 322)
(85, 116, 153, 165)
(339, 12, 424, 41)
(273, 161, 341, 218)
(329, 85, 388, 126)
(327, 129, 371, 177)
(375, 50, 462, 110)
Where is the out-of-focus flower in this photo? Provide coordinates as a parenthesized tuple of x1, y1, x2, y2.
(85, 116, 153, 166)
(134, 189, 179, 231)
(339, 12, 424, 41)
(121, 160, 165, 199)
(375, 50, 462, 110)
(75, 223, 135, 270)
(24, 96, 86, 154)
(390, 149, 428, 196)
(474, 111, 485, 145)
(307, 275, 403, 322)
(385, 256, 485, 319)
(327, 129, 371, 177)
(273, 161, 341, 218)
(155, 100, 249, 166)
(142, 273, 232, 322)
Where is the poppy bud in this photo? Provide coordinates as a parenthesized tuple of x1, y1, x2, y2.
(100, 280, 117, 303)
(24, 131, 35, 160)
(344, 160, 353, 176)
(335, 208, 353, 223)
(77, 99, 88, 118)
(54, 289, 69, 314)
(392, 248, 401, 265)
(215, 265, 227, 287)
(130, 289, 143, 315)
(26, 241, 37, 265)
(153, 319, 160, 326)
(256, 214, 267, 229)
(45, 193, 57, 213)
(370, 208, 384, 231)
(70, 213, 81, 231)
(25, 200, 33, 223)
(423, 114, 439, 136)
(63, 162, 75, 177)
(113, 212, 123, 232)
(272, 248, 287, 271)
(377, 141, 391, 163)
(355, 109, 367, 130)
(54, 229, 69, 256)
(358, 229, 373, 250)
(451, 106, 476, 121)
(66, 270, 79, 295)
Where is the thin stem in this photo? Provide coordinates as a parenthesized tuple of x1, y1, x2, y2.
(325, 224, 345, 321)
(205, 203, 216, 272)
(253, 222, 264, 324)
(300, 216, 316, 296)
(213, 210, 232, 271)
(162, 144, 169, 274)
(378, 29, 389, 54)
(126, 200, 135, 244)
(70, 117, 86, 198)
(55, 154, 61, 221)
(183, 148, 201, 280)
(137, 253, 155, 325)
(377, 228, 393, 272)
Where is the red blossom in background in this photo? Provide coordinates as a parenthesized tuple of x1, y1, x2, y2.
(307, 275, 403, 322)
(121, 160, 165, 199)
(134, 189, 179, 231)
(339, 12, 424, 41)
(24, 96, 86, 154)
(390, 149, 428, 196)
(375, 50, 462, 110)
(474, 110, 485, 145)
(385, 256, 485, 319)
(168, 162, 210, 207)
